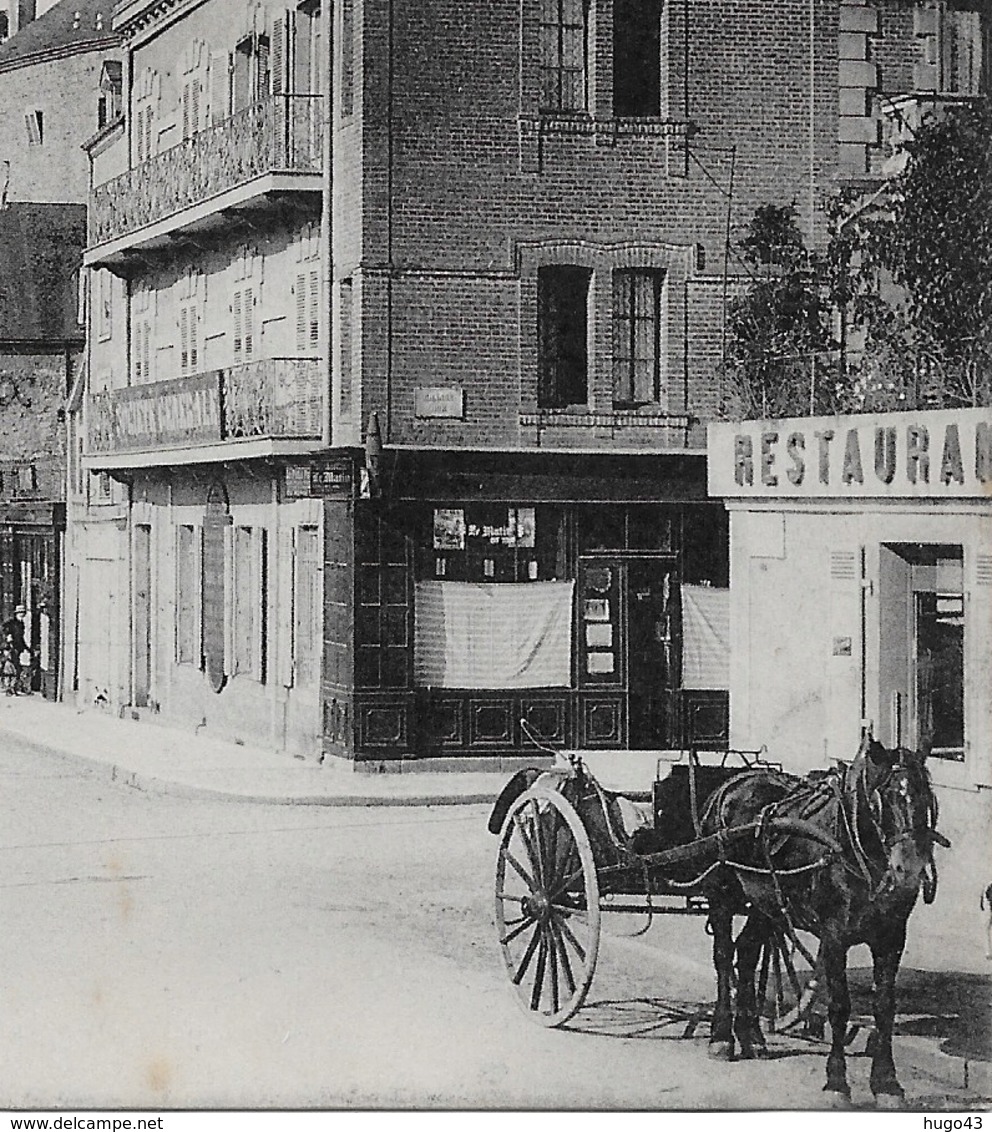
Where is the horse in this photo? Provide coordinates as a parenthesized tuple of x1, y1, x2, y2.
(697, 734, 948, 1107)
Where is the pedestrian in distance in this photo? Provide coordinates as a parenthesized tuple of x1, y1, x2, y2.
(1, 604, 30, 695)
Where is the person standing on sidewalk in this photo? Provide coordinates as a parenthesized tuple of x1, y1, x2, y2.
(2, 605, 30, 695)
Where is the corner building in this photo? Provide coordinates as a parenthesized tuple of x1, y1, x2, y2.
(79, 0, 981, 764)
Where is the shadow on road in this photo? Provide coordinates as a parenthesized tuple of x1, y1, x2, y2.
(849, 967, 992, 1061)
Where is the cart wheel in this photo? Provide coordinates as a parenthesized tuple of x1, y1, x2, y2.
(494, 785, 601, 1027)
(758, 930, 824, 1036)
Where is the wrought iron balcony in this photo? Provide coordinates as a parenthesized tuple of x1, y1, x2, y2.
(88, 95, 324, 251)
(87, 357, 324, 459)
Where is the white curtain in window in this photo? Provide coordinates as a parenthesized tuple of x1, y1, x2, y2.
(414, 581, 574, 689)
(681, 585, 730, 691)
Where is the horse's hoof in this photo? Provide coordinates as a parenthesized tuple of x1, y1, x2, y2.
(708, 1040, 734, 1061)
(874, 1093, 904, 1111)
(822, 1089, 852, 1109)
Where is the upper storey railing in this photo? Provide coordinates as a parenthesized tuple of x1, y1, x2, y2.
(89, 95, 324, 248)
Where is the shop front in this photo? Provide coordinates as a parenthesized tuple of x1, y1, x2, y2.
(708, 407, 992, 963)
(319, 449, 731, 763)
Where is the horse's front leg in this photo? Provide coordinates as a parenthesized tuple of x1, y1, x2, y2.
(708, 903, 735, 1059)
(869, 932, 907, 1108)
(822, 938, 852, 1105)
(733, 914, 769, 1059)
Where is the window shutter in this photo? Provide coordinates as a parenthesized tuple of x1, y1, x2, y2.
(143, 318, 152, 382)
(233, 290, 243, 361)
(295, 273, 307, 351)
(182, 81, 191, 139)
(271, 13, 287, 96)
(189, 305, 198, 370)
(180, 306, 189, 371)
(191, 78, 201, 132)
(277, 526, 295, 687)
(308, 270, 320, 349)
(244, 285, 254, 358)
(209, 52, 231, 123)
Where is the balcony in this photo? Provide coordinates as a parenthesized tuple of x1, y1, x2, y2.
(85, 357, 325, 467)
(86, 95, 324, 267)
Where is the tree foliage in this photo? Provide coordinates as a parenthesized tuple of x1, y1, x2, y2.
(726, 99, 992, 417)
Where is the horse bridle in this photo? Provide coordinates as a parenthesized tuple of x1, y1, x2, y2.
(847, 755, 948, 903)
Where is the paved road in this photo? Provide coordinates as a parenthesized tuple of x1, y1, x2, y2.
(0, 740, 984, 1110)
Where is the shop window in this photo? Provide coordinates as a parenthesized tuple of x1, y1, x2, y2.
(425, 505, 565, 583)
(613, 0, 662, 116)
(540, 0, 590, 112)
(538, 265, 590, 409)
(231, 526, 267, 682)
(176, 524, 200, 665)
(612, 268, 666, 407)
(578, 505, 676, 555)
(356, 514, 410, 689)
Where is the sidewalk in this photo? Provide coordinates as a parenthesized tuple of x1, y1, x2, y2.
(0, 693, 512, 807)
(2, 692, 988, 1105)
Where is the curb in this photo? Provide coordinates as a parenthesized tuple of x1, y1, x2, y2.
(109, 762, 500, 808)
(894, 1035, 992, 1099)
(4, 724, 501, 808)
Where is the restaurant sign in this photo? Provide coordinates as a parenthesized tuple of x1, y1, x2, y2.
(88, 373, 222, 452)
(708, 407, 992, 499)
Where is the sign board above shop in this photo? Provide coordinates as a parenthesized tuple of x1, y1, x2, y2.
(284, 461, 352, 499)
(415, 386, 464, 419)
(708, 407, 992, 500)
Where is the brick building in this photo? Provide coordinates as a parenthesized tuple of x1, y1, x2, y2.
(76, 0, 988, 763)
(0, 0, 119, 697)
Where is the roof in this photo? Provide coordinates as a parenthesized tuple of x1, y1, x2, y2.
(0, 203, 86, 342)
(0, 0, 118, 72)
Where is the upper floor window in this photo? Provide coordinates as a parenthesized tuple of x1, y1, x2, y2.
(540, 0, 590, 112)
(612, 268, 666, 407)
(25, 109, 44, 146)
(538, 265, 590, 408)
(97, 60, 123, 129)
(916, 2, 989, 95)
(613, 0, 662, 116)
(233, 33, 270, 111)
(340, 0, 355, 115)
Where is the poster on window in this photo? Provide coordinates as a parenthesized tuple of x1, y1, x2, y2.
(433, 508, 466, 550)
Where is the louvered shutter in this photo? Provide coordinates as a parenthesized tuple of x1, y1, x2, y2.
(180, 306, 189, 371)
(308, 270, 319, 349)
(233, 290, 243, 361)
(271, 13, 287, 95)
(209, 52, 231, 123)
(189, 305, 198, 370)
(278, 526, 295, 687)
(295, 273, 306, 351)
(244, 286, 254, 357)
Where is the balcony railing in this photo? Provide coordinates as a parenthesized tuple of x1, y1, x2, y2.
(89, 95, 324, 248)
(87, 357, 324, 456)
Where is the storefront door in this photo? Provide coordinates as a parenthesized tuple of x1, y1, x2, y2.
(626, 558, 679, 749)
(133, 524, 152, 708)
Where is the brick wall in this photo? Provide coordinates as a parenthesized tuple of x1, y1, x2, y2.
(349, 0, 843, 448)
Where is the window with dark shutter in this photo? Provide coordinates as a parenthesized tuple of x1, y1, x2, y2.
(613, 0, 662, 116)
(537, 265, 590, 408)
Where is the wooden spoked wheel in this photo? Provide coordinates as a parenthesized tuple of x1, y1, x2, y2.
(757, 929, 824, 1036)
(494, 786, 601, 1027)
